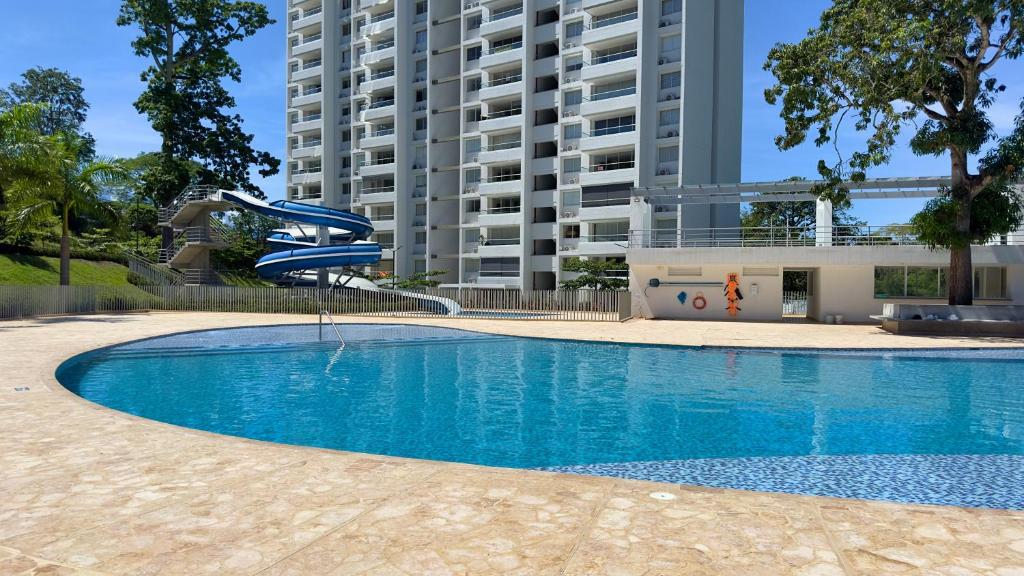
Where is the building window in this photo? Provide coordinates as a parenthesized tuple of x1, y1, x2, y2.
(467, 14, 482, 30)
(467, 76, 482, 92)
(661, 71, 681, 89)
(874, 266, 961, 299)
(563, 124, 582, 140)
(975, 267, 1008, 299)
(661, 0, 682, 15)
(467, 46, 482, 61)
(564, 55, 583, 72)
(465, 168, 481, 184)
(563, 157, 581, 173)
(659, 108, 680, 127)
(565, 21, 583, 37)
(563, 89, 583, 106)
(416, 1, 427, 15)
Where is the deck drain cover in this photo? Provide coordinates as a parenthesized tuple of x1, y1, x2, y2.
(649, 491, 677, 501)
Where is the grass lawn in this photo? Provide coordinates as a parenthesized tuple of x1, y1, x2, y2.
(0, 254, 133, 286)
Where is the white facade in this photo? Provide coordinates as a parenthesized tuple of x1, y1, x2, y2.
(286, 0, 744, 288)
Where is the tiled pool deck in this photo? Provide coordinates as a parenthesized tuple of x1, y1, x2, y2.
(2, 312, 1024, 575)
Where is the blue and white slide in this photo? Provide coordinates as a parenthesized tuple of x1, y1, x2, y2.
(213, 189, 462, 315)
(215, 190, 382, 279)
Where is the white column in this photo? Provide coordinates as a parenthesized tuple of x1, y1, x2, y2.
(815, 198, 833, 247)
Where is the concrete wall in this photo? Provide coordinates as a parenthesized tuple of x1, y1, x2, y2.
(629, 245, 1024, 323)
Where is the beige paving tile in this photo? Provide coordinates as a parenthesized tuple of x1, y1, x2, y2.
(1, 312, 1023, 575)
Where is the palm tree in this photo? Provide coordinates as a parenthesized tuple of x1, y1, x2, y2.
(0, 104, 52, 235)
(5, 132, 129, 285)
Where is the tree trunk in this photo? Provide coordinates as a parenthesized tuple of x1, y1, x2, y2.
(947, 153, 973, 305)
(60, 205, 70, 286)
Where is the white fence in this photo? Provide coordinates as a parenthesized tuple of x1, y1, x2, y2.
(0, 285, 630, 322)
(782, 291, 808, 315)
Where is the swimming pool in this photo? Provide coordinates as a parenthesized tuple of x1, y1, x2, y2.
(58, 324, 1024, 508)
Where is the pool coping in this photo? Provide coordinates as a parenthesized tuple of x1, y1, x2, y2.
(4, 311, 1024, 575)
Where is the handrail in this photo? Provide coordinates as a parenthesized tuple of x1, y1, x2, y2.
(585, 48, 637, 66)
(584, 86, 636, 101)
(587, 9, 638, 30)
(486, 41, 523, 55)
(484, 5, 523, 22)
(584, 160, 635, 172)
(624, 225, 1024, 248)
(584, 124, 635, 137)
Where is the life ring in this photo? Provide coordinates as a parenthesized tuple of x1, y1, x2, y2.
(692, 292, 707, 310)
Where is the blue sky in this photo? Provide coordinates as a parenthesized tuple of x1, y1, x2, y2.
(1, 1, 1021, 223)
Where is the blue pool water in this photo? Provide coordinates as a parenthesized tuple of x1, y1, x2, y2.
(58, 324, 1024, 507)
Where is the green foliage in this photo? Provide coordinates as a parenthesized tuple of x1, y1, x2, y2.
(763, 0, 1024, 303)
(117, 0, 279, 204)
(211, 209, 279, 275)
(741, 177, 865, 231)
(559, 257, 628, 291)
(0, 67, 95, 160)
(912, 183, 1024, 248)
(391, 270, 447, 289)
(3, 132, 133, 284)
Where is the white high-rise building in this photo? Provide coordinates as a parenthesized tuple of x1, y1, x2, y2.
(286, 0, 744, 289)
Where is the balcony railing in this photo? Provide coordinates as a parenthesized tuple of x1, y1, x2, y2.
(584, 124, 635, 137)
(371, 40, 395, 51)
(584, 160, 635, 172)
(483, 74, 523, 87)
(625, 225, 1022, 249)
(368, 98, 395, 109)
(291, 166, 322, 175)
(369, 156, 395, 166)
(370, 128, 395, 137)
(369, 69, 395, 80)
(585, 86, 636, 101)
(299, 33, 322, 44)
(481, 237, 520, 246)
(588, 9, 638, 30)
(483, 107, 522, 119)
(586, 48, 637, 66)
(370, 10, 394, 23)
(482, 140, 521, 151)
(291, 139, 322, 149)
(486, 41, 523, 55)
(360, 185, 395, 194)
(484, 5, 523, 22)
(482, 206, 521, 214)
(482, 173, 522, 182)
(292, 113, 322, 123)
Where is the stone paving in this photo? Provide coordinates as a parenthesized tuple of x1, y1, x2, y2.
(1, 312, 1023, 575)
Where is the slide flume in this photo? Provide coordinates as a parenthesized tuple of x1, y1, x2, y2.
(214, 190, 461, 315)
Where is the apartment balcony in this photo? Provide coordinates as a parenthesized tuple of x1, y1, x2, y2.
(359, 0, 388, 9)
(478, 111, 523, 132)
(359, 44, 395, 67)
(478, 177, 523, 195)
(579, 162, 635, 186)
(578, 236, 629, 256)
(475, 274, 522, 287)
(580, 87, 636, 116)
(361, 99, 396, 121)
(289, 115, 322, 134)
(581, 10, 639, 45)
(363, 11, 396, 36)
(290, 7, 322, 31)
(359, 70, 396, 94)
(372, 219, 396, 232)
(290, 60, 323, 83)
(477, 143, 522, 164)
(478, 241, 521, 257)
(357, 161, 395, 178)
(289, 168, 323, 185)
(579, 127, 636, 152)
(290, 35, 322, 57)
(581, 52, 637, 82)
(479, 77, 523, 101)
(359, 130, 396, 149)
(289, 87, 323, 108)
(480, 6, 524, 37)
(478, 208, 522, 227)
(479, 43, 523, 70)
(462, 212, 480, 226)
(289, 141, 322, 159)
(579, 202, 630, 221)
(355, 186, 396, 205)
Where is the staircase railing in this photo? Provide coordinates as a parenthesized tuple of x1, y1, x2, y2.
(124, 250, 186, 286)
(157, 226, 226, 263)
(158, 185, 221, 223)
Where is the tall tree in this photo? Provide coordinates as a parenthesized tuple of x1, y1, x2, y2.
(765, 0, 1024, 305)
(117, 0, 279, 205)
(0, 67, 95, 160)
(5, 133, 130, 285)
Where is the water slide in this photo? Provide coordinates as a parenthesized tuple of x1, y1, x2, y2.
(214, 190, 462, 315)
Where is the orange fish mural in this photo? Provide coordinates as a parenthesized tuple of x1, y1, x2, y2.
(724, 273, 743, 317)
